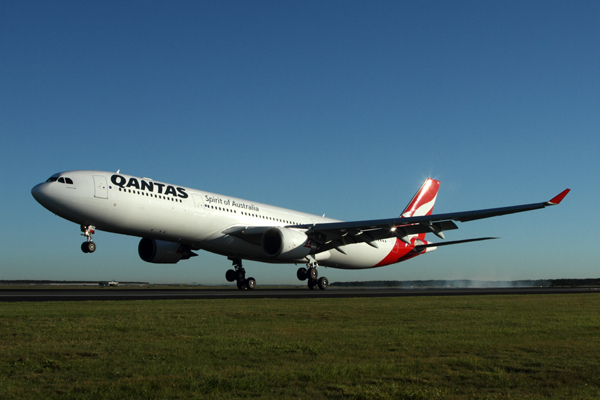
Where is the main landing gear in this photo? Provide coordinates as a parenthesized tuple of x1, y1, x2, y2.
(297, 261, 328, 290)
(80, 225, 96, 253)
(225, 257, 256, 290)
(224, 258, 328, 290)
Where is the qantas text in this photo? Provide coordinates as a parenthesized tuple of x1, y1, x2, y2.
(111, 175, 188, 199)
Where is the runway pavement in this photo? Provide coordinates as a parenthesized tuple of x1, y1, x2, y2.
(0, 286, 597, 302)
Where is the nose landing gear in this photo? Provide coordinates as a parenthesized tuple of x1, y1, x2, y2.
(80, 225, 96, 253)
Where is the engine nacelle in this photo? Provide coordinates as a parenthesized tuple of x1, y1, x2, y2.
(138, 238, 196, 264)
(262, 227, 316, 259)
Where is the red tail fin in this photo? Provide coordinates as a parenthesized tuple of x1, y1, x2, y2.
(401, 179, 440, 241)
(401, 179, 440, 218)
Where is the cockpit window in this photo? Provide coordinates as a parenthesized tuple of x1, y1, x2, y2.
(55, 177, 74, 184)
(46, 177, 58, 182)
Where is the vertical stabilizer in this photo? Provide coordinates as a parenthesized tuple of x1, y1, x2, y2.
(400, 178, 440, 242)
(401, 179, 440, 218)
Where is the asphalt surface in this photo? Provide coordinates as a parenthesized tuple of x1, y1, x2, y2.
(0, 287, 597, 302)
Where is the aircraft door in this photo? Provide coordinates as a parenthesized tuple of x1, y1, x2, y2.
(93, 175, 108, 199)
(193, 194, 205, 216)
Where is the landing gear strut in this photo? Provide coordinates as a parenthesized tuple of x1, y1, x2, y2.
(297, 260, 328, 290)
(80, 225, 96, 253)
(226, 257, 256, 290)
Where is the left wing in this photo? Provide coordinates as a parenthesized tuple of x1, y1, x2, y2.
(300, 188, 570, 252)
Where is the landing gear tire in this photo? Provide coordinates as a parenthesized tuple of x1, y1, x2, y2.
(308, 279, 318, 290)
(318, 277, 329, 290)
(297, 268, 308, 281)
(308, 267, 318, 280)
(225, 269, 236, 282)
(235, 269, 246, 282)
(80, 225, 96, 253)
(236, 280, 247, 290)
(81, 242, 96, 253)
(246, 277, 256, 290)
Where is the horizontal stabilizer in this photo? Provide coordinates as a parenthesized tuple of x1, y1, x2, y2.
(414, 237, 498, 252)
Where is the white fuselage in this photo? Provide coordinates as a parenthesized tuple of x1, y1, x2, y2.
(32, 170, 403, 269)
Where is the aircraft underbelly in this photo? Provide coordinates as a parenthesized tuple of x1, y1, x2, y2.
(200, 235, 266, 258)
(198, 231, 401, 269)
(319, 239, 398, 269)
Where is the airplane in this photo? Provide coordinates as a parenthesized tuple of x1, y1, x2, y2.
(31, 171, 569, 290)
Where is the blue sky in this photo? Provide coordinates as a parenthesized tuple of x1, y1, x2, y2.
(1, 1, 598, 284)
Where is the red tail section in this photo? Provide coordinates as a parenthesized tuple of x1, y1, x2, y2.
(375, 179, 441, 267)
(401, 179, 440, 217)
(401, 178, 440, 241)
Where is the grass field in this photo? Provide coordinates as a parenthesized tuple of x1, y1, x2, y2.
(1, 294, 599, 399)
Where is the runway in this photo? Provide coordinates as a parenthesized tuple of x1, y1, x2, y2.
(0, 286, 597, 302)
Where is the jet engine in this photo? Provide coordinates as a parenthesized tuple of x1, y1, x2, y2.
(138, 238, 197, 264)
(262, 227, 316, 259)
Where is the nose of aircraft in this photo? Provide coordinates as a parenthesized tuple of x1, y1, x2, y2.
(31, 183, 43, 201)
(31, 182, 51, 206)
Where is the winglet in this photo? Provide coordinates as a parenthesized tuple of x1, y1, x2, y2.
(546, 189, 570, 205)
